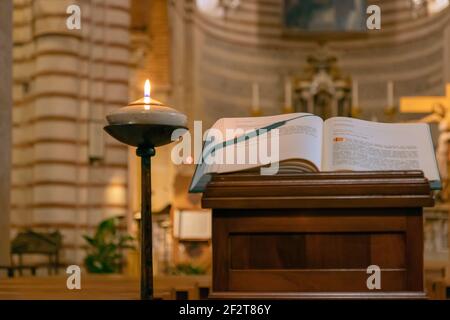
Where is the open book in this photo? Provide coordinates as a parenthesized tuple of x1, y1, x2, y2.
(189, 113, 441, 192)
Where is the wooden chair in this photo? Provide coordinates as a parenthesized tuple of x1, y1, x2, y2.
(9, 230, 63, 276)
(154, 288, 175, 300)
(154, 275, 213, 300)
(155, 276, 199, 300)
(425, 261, 447, 299)
(0, 265, 37, 278)
(426, 278, 447, 300)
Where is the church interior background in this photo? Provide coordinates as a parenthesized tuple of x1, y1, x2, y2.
(0, 0, 450, 299)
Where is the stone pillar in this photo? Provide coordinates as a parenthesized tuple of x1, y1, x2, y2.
(0, 0, 12, 265)
(11, 0, 130, 264)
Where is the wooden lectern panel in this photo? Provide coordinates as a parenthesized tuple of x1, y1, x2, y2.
(202, 171, 434, 299)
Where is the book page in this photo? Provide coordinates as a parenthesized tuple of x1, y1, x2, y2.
(322, 117, 440, 182)
(189, 113, 324, 192)
(215, 113, 324, 173)
(222, 113, 305, 132)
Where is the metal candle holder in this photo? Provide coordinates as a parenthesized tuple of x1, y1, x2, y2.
(104, 87, 187, 300)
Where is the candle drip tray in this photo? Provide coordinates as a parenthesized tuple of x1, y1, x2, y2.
(104, 123, 187, 147)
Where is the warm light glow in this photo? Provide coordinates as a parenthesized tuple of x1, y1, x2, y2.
(185, 156, 193, 164)
(401, 84, 450, 113)
(144, 79, 151, 106)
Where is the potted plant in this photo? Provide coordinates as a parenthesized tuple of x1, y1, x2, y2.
(83, 216, 135, 273)
(167, 263, 206, 275)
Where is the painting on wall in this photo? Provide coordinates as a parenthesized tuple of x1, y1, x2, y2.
(284, 0, 367, 32)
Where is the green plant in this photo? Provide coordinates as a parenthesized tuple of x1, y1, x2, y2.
(83, 217, 135, 273)
(167, 263, 206, 275)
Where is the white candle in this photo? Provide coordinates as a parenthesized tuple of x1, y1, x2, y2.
(387, 81, 394, 107)
(352, 80, 359, 107)
(106, 79, 187, 126)
(144, 79, 151, 106)
(285, 77, 292, 108)
(252, 82, 260, 112)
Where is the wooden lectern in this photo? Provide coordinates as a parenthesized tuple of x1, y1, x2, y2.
(202, 171, 434, 299)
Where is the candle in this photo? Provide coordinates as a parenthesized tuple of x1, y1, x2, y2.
(144, 79, 151, 106)
(106, 78, 187, 126)
(252, 82, 260, 113)
(352, 80, 359, 107)
(285, 77, 292, 109)
(387, 81, 394, 107)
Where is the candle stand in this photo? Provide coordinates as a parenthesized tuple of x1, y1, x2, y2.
(104, 85, 187, 300)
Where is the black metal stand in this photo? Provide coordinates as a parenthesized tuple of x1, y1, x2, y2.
(136, 145, 155, 300)
(104, 123, 187, 300)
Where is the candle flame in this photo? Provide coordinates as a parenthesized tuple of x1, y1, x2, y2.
(144, 79, 151, 105)
(185, 156, 193, 165)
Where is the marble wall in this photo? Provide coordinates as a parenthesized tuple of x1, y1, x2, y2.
(0, 0, 13, 265)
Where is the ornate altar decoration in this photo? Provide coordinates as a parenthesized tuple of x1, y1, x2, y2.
(400, 84, 450, 201)
(293, 54, 352, 119)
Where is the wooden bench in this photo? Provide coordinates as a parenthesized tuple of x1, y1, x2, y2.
(0, 275, 211, 300)
(0, 265, 37, 277)
(424, 261, 447, 299)
(155, 275, 212, 300)
(426, 278, 447, 300)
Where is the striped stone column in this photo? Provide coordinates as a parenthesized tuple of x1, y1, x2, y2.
(0, 0, 13, 266)
(12, 0, 130, 265)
